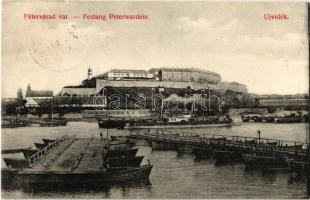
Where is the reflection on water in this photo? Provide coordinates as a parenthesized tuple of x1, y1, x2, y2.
(21, 180, 151, 197)
(3, 180, 152, 199)
(1, 122, 308, 199)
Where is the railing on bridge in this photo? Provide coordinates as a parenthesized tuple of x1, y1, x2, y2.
(129, 129, 309, 157)
(28, 135, 72, 164)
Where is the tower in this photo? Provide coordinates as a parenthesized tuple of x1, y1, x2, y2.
(87, 68, 93, 80)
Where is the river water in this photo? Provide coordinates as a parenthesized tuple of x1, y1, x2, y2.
(1, 122, 309, 198)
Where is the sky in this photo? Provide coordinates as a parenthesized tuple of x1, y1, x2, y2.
(2, 1, 309, 98)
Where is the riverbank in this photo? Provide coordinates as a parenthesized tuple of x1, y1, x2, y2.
(2, 115, 97, 123)
(125, 123, 236, 130)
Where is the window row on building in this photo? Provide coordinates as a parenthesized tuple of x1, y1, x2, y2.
(160, 68, 221, 84)
(107, 70, 154, 79)
(259, 98, 309, 106)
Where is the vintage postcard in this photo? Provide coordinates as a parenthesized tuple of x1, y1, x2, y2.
(1, 1, 310, 199)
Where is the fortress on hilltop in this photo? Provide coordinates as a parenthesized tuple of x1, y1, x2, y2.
(60, 67, 248, 97)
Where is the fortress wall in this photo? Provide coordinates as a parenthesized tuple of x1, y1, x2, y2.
(96, 80, 219, 93)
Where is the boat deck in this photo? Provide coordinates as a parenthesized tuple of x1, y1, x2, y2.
(28, 138, 108, 172)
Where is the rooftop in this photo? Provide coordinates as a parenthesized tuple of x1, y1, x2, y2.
(108, 69, 150, 74)
(161, 67, 220, 76)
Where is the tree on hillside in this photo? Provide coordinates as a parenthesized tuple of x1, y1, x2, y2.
(17, 88, 24, 107)
(17, 88, 23, 100)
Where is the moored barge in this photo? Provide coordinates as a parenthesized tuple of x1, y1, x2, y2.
(38, 119, 67, 127)
(2, 136, 153, 189)
(98, 119, 127, 129)
(18, 165, 153, 186)
(105, 148, 138, 158)
(242, 154, 288, 170)
(106, 156, 144, 168)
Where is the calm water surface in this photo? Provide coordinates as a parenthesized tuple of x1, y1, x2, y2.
(1, 122, 309, 198)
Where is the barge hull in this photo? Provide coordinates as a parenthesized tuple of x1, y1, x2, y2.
(107, 156, 144, 168)
(18, 165, 153, 186)
(106, 148, 138, 158)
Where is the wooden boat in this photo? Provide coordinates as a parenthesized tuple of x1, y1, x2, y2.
(98, 119, 127, 129)
(241, 115, 262, 122)
(105, 148, 138, 159)
(2, 119, 29, 128)
(34, 143, 48, 150)
(106, 156, 144, 168)
(42, 138, 56, 145)
(261, 116, 275, 123)
(242, 154, 287, 170)
(214, 150, 243, 163)
(39, 120, 67, 127)
(192, 147, 213, 160)
(275, 115, 303, 123)
(3, 158, 29, 169)
(241, 116, 250, 122)
(2, 136, 152, 190)
(2, 147, 31, 154)
(3, 165, 153, 188)
(253, 116, 262, 122)
(18, 165, 153, 187)
(21, 149, 38, 159)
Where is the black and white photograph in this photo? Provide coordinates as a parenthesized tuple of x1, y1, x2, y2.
(1, 1, 310, 198)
